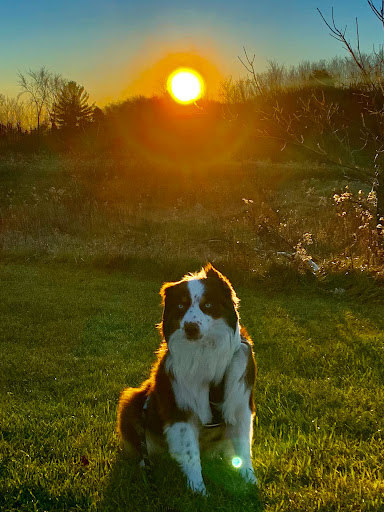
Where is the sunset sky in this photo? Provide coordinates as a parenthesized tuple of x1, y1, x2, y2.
(1, 0, 383, 105)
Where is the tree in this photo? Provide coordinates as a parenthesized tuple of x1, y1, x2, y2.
(237, 3, 384, 223)
(18, 66, 64, 138)
(0, 95, 28, 128)
(308, 68, 335, 87)
(52, 81, 94, 131)
(318, 1, 384, 222)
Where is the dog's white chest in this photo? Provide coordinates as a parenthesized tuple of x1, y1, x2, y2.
(171, 377, 212, 425)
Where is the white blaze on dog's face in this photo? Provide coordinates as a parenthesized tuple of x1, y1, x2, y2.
(160, 265, 242, 383)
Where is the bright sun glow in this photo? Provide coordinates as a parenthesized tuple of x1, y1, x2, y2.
(167, 68, 204, 104)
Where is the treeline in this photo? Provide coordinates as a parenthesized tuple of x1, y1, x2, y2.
(0, 54, 383, 169)
(0, 74, 375, 166)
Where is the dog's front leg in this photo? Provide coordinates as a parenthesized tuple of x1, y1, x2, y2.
(226, 406, 257, 485)
(223, 340, 257, 485)
(165, 421, 207, 495)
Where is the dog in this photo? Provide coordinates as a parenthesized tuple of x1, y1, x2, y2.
(117, 264, 257, 495)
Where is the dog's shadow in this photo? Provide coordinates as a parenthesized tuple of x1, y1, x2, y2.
(99, 451, 263, 512)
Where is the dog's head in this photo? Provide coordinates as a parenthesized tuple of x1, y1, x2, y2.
(159, 264, 240, 349)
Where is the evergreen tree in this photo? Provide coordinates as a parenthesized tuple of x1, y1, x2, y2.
(53, 81, 94, 130)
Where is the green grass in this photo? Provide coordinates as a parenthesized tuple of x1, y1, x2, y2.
(1, 261, 384, 511)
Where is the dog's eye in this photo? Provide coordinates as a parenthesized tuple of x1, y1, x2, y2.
(178, 304, 184, 310)
(204, 303, 212, 309)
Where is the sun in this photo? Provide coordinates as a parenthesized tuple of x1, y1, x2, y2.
(167, 68, 204, 104)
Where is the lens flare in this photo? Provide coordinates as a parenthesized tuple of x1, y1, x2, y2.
(232, 456, 242, 468)
(167, 68, 204, 104)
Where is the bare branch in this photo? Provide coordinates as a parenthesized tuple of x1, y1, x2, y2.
(238, 47, 264, 97)
(317, 8, 371, 82)
(368, 0, 384, 28)
(17, 66, 65, 132)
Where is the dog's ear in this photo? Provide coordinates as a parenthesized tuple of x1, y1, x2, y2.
(204, 262, 222, 280)
(159, 281, 180, 342)
(203, 263, 240, 308)
(159, 281, 175, 306)
(204, 263, 232, 289)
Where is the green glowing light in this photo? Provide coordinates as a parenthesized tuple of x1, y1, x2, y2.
(232, 456, 242, 468)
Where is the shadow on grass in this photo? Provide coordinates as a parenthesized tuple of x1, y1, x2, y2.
(0, 484, 93, 512)
(99, 452, 263, 512)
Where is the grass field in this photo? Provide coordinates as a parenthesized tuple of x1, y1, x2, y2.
(1, 260, 384, 511)
(1, 153, 374, 272)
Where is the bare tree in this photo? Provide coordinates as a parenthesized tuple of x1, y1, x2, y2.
(238, 47, 265, 97)
(0, 95, 35, 131)
(236, 47, 360, 170)
(17, 66, 64, 141)
(318, 1, 384, 221)
(235, 3, 384, 223)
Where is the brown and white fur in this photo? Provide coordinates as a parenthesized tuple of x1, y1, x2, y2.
(117, 264, 257, 495)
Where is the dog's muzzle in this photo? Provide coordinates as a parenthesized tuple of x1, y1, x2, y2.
(183, 321, 201, 340)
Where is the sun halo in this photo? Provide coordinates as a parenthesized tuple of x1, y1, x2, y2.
(167, 68, 204, 104)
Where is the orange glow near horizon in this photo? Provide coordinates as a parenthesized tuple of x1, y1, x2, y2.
(120, 51, 223, 102)
(167, 68, 204, 104)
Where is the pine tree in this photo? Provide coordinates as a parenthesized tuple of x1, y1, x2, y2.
(53, 81, 94, 130)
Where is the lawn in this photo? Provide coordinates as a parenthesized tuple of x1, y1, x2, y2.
(1, 261, 384, 511)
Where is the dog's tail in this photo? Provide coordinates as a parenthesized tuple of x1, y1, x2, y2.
(117, 381, 151, 458)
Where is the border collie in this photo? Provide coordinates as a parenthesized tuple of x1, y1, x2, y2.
(117, 264, 257, 495)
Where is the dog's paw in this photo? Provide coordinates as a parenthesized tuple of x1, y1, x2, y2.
(239, 466, 258, 486)
(187, 479, 208, 496)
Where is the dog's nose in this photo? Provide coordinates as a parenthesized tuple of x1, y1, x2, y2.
(184, 322, 200, 340)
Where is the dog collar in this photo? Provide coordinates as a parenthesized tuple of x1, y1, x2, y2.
(203, 422, 222, 428)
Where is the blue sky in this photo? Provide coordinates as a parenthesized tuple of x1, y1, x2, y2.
(1, 0, 383, 104)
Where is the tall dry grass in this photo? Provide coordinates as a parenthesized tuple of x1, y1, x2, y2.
(0, 154, 383, 284)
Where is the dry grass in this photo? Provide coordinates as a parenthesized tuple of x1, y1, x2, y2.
(0, 154, 383, 283)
